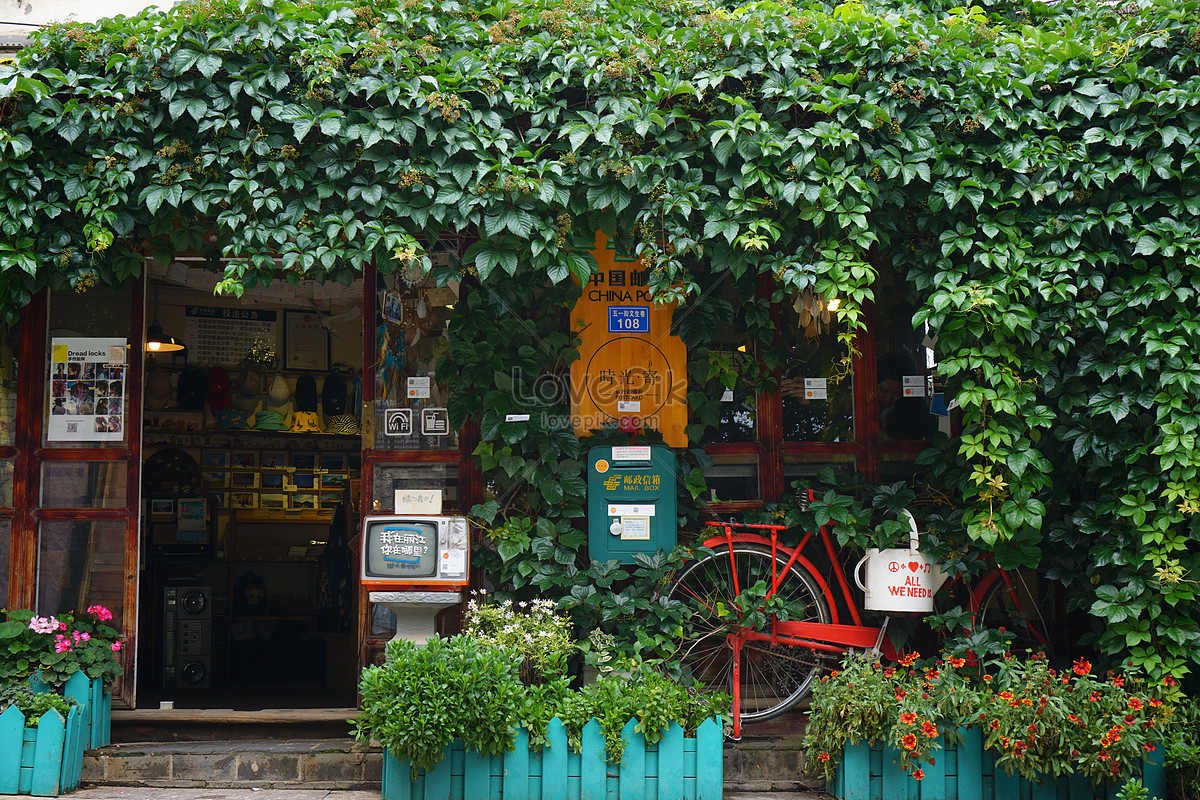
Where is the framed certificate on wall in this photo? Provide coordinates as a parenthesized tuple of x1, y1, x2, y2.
(283, 309, 330, 371)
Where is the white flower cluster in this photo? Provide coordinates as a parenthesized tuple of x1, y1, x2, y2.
(463, 594, 576, 680)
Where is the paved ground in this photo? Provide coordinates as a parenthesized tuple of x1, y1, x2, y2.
(2, 791, 831, 800)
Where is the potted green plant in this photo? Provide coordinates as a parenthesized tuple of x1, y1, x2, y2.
(0, 681, 85, 795)
(0, 606, 124, 750)
(804, 651, 1170, 800)
(353, 596, 728, 800)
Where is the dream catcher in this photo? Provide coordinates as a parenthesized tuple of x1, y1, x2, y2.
(793, 290, 832, 339)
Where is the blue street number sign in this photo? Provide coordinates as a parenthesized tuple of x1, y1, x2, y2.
(608, 306, 649, 333)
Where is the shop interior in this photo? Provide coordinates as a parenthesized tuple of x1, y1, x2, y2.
(136, 274, 368, 710)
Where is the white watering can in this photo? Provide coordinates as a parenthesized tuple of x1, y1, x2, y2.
(853, 509, 949, 613)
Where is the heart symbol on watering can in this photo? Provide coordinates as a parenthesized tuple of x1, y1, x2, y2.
(909, 562, 921, 572)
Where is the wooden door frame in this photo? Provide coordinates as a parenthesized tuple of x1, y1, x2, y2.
(12, 278, 144, 708)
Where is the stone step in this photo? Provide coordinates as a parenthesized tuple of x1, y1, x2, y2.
(85, 737, 819, 792)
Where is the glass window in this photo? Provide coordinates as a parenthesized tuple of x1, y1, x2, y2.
(779, 292, 854, 442)
(702, 453, 760, 504)
(0, 519, 10, 606)
(0, 458, 13, 507)
(370, 462, 460, 514)
(46, 286, 132, 448)
(874, 271, 939, 442)
(37, 520, 125, 620)
(782, 453, 856, 486)
(40, 461, 129, 509)
(373, 283, 457, 450)
(0, 322, 16, 448)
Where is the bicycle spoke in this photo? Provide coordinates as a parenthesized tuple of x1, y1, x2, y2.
(668, 544, 832, 723)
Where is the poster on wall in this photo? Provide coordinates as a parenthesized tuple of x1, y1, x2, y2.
(48, 337, 127, 442)
(183, 306, 279, 366)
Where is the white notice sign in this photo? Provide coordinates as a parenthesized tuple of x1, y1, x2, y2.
(394, 489, 442, 514)
(612, 446, 652, 461)
(620, 516, 651, 541)
(407, 376, 431, 399)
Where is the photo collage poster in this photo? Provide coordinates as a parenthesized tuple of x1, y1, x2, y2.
(48, 338, 127, 442)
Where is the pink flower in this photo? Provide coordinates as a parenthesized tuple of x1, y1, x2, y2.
(111, 641, 122, 652)
(54, 635, 73, 653)
(28, 616, 59, 634)
(87, 605, 114, 622)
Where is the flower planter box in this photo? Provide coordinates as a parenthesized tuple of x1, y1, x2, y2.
(0, 705, 86, 796)
(831, 727, 1165, 800)
(382, 716, 723, 800)
(30, 671, 111, 750)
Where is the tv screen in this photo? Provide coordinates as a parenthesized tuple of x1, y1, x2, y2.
(364, 518, 439, 579)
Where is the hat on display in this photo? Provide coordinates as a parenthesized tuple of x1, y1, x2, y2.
(267, 374, 291, 406)
(176, 366, 206, 411)
(294, 374, 318, 413)
(206, 366, 232, 412)
(237, 363, 263, 399)
(145, 368, 171, 410)
(290, 410, 322, 433)
(322, 372, 347, 416)
(213, 407, 255, 430)
(326, 414, 360, 436)
(253, 409, 289, 431)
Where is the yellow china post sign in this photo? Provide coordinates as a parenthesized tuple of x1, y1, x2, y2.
(570, 234, 687, 446)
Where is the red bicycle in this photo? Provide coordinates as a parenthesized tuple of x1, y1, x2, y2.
(666, 517, 1049, 738)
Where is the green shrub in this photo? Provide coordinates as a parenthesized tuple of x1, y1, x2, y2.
(0, 682, 76, 728)
(353, 635, 525, 775)
(353, 638, 729, 772)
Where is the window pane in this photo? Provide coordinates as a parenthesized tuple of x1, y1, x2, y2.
(0, 322, 16, 447)
(370, 462, 460, 514)
(783, 454, 856, 490)
(46, 286, 132, 448)
(874, 272, 939, 442)
(0, 458, 13, 507)
(37, 520, 125, 622)
(779, 293, 854, 442)
(0, 519, 10, 606)
(702, 453, 759, 503)
(373, 290, 457, 450)
(41, 461, 129, 509)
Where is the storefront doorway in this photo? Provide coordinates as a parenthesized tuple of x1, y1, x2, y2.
(134, 276, 365, 710)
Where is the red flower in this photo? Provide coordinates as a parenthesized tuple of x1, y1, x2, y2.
(1089, 693, 1100, 702)
(818, 752, 830, 763)
(999, 691, 1014, 701)
(922, 721, 938, 738)
(1144, 744, 1156, 753)
(901, 734, 918, 751)
(900, 652, 920, 667)
(1150, 698, 1162, 707)
(1164, 676, 1178, 687)
(948, 657, 966, 668)
(1111, 676, 1125, 688)
(900, 712, 918, 725)
(1125, 715, 1136, 725)
(1072, 658, 1091, 676)
(1068, 714, 1079, 724)
(1129, 698, 1144, 710)
(912, 769, 925, 781)
(989, 719, 1000, 730)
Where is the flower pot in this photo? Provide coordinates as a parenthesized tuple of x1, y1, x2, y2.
(0, 704, 86, 796)
(830, 727, 1165, 800)
(382, 716, 723, 800)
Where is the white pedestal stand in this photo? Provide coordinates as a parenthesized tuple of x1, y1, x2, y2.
(368, 591, 462, 647)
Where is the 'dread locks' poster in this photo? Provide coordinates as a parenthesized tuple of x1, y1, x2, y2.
(48, 338, 127, 442)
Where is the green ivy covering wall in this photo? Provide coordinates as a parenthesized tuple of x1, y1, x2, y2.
(0, 0, 1197, 676)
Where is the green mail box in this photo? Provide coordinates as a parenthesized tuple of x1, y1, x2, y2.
(587, 445, 677, 564)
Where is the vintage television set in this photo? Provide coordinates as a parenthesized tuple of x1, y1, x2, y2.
(360, 515, 470, 590)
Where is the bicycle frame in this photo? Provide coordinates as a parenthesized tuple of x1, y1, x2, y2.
(702, 521, 899, 737)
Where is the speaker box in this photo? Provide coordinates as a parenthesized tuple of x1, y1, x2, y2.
(163, 586, 212, 690)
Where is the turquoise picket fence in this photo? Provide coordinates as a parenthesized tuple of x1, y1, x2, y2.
(29, 671, 111, 750)
(0, 704, 87, 796)
(383, 717, 723, 800)
(832, 727, 1166, 800)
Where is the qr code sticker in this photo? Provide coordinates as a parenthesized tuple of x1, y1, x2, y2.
(66, 422, 78, 433)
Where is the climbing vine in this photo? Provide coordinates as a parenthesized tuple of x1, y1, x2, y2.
(0, 0, 1197, 676)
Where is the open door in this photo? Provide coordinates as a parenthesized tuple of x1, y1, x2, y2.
(25, 279, 144, 709)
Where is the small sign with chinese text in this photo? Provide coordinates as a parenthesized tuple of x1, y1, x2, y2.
(608, 306, 649, 333)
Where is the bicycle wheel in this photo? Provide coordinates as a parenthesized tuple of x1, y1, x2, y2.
(973, 570, 1052, 655)
(667, 543, 832, 723)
